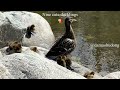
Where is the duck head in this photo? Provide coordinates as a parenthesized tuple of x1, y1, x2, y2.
(65, 17, 77, 26)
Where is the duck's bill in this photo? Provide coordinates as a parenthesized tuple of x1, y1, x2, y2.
(70, 19, 77, 23)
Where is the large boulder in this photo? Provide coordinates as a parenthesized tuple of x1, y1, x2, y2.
(0, 46, 102, 79)
(0, 47, 85, 79)
(0, 11, 55, 49)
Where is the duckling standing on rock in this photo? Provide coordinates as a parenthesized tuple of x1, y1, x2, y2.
(46, 17, 77, 70)
(30, 46, 39, 53)
(25, 24, 36, 39)
(56, 56, 66, 67)
(56, 55, 73, 70)
(84, 71, 95, 79)
(6, 41, 22, 55)
(20, 24, 36, 44)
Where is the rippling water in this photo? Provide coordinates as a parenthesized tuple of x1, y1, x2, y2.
(35, 11, 120, 76)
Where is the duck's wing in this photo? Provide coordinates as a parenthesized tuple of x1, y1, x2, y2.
(50, 37, 62, 48)
(46, 38, 75, 58)
(60, 38, 76, 53)
(46, 37, 66, 57)
(46, 46, 67, 57)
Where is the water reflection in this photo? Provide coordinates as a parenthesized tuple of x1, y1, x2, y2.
(35, 11, 120, 76)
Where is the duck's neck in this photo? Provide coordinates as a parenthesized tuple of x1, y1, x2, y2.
(65, 25, 75, 39)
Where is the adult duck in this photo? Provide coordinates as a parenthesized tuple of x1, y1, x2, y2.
(46, 17, 77, 60)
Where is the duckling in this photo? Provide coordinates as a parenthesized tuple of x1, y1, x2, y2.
(84, 71, 95, 79)
(46, 17, 77, 60)
(56, 56, 66, 67)
(56, 55, 74, 70)
(25, 24, 35, 39)
(30, 46, 39, 53)
(6, 41, 22, 55)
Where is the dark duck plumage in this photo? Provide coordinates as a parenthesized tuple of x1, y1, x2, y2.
(46, 17, 76, 60)
(25, 24, 35, 38)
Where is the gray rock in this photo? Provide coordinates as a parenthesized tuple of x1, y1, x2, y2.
(0, 46, 103, 79)
(0, 46, 49, 57)
(0, 51, 3, 58)
(102, 71, 120, 79)
(71, 62, 102, 79)
(0, 49, 85, 79)
(0, 11, 55, 49)
(0, 62, 14, 79)
(24, 46, 49, 56)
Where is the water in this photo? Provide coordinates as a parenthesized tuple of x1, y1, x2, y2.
(35, 11, 120, 76)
